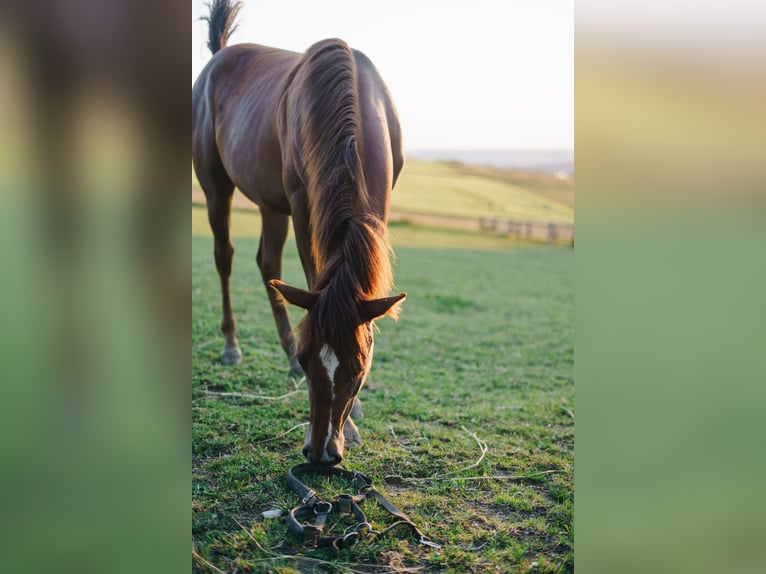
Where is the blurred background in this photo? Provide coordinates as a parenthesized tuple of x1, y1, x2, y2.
(0, 1, 187, 572)
(577, 2, 766, 574)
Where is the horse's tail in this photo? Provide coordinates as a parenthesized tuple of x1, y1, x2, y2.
(202, 0, 242, 54)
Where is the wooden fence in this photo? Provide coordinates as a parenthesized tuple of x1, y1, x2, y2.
(478, 217, 574, 245)
(193, 188, 574, 246)
(388, 209, 574, 246)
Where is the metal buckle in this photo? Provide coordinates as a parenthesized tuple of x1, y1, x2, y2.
(419, 535, 441, 549)
(353, 470, 371, 491)
(313, 501, 332, 515)
(342, 532, 359, 546)
(336, 493, 353, 513)
(301, 490, 317, 506)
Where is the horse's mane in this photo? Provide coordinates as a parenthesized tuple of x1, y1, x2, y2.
(291, 39, 394, 369)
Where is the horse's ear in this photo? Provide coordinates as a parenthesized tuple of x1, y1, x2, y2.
(360, 293, 407, 323)
(269, 280, 317, 310)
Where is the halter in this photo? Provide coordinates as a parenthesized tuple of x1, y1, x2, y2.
(285, 463, 441, 553)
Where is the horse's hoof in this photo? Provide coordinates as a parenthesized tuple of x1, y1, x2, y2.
(289, 358, 305, 379)
(343, 418, 363, 449)
(221, 346, 242, 365)
(350, 397, 364, 420)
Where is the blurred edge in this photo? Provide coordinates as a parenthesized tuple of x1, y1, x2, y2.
(0, 1, 188, 573)
(577, 3, 766, 574)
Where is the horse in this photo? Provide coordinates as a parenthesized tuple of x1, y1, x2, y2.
(192, 0, 406, 465)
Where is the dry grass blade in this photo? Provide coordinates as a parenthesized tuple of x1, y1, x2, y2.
(192, 547, 227, 574)
(390, 424, 403, 446)
(201, 388, 303, 401)
(251, 422, 308, 445)
(441, 426, 488, 476)
(390, 469, 560, 483)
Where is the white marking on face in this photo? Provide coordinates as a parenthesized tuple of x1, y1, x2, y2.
(323, 421, 333, 450)
(320, 344, 339, 382)
(319, 421, 335, 463)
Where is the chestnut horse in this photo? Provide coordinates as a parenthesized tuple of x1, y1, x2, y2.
(192, 0, 405, 465)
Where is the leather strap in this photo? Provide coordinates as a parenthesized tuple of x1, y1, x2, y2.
(284, 463, 440, 552)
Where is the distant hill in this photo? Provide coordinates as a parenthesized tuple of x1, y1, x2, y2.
(392, 159, 573, 224)
(442, 161, 574, 210)
(407, 149, 574, 176)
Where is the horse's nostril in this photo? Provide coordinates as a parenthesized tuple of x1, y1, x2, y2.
(324, 443, 342, 465)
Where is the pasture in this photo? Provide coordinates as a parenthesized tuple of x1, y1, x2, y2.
(392, 160, 573, 224)
(192, 223, 574, 572)
(191, 159, 574, 226)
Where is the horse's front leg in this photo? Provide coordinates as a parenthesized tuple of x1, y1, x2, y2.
(257, 208, 303, 377)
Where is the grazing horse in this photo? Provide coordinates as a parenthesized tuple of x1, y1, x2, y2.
(192, 0, 405, 465)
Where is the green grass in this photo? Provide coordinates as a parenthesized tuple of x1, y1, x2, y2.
(445, 162, 574, 210)
(192, 204, 538, 251)
(192, 232, 573, 572)
(193, 158, 574, 226)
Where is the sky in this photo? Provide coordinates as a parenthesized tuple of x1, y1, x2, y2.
(191, 0, 573, 151)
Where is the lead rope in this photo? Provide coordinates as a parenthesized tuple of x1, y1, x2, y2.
(284, 463, 441, 553)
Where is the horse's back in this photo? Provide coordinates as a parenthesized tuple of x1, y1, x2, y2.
(193, 43, 298, 125)
(193, 44, 289, 140)
(193, 44, 300, 211)
(192, 41, 403, 217)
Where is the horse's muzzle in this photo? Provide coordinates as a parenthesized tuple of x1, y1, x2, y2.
(303, 445, 342, 466)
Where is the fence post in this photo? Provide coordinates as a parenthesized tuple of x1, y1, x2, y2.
(548, 223, 558, 243)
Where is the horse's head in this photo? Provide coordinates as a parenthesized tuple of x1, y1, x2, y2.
(270, 280, 405, 465)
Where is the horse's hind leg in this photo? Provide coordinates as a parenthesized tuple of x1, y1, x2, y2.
(350, 398, 364, 420)
(257, 207, 304, 377)
(343, 418, 363, 449)
(203, 178, 242, 365)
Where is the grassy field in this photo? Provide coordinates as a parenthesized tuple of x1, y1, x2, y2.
(192, 227, 574, 572)
(192, 158, 574, 226)
(192, 204, 540, 251)
(392, 160, 573, 224)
